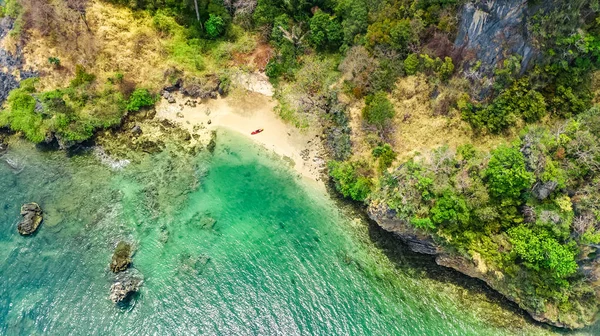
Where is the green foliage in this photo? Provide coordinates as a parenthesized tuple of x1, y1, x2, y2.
(484, 145, 533, 201)
(0, 78, 45, 143)
(70, 65, 96, 88)
(362, 91, 395, 129)
(126, 88, 156, 112)
(328, 160, 372, 201)
(404, 53, 420, 76)
(205, 14, 225, 39)
(508, 225, 578, 281)
(430, 191, 470, 230)
(309, 10, 343, 50)
(411, 217, 435, 230)
(48, 57, 61, 67)
(439, 57, 454, 82)
(372, 143, 396, 171)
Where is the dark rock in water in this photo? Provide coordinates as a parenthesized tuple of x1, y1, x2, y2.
(207, 130, 217, 154)
(455, 0, 536, 79)
(109, 269, 143, 304)
(17, 203, 43, 235)
(110, 241, 132, 273)
(532, 181, 558, 200)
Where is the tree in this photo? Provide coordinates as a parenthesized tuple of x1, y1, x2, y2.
(372, 143, 396, 171)
(484, 145, 534, 201)
(308, 10, 342, 50)
(362, 91, 395, 130)
(205, 14, 225, 38)
(328, 160, 372, 201)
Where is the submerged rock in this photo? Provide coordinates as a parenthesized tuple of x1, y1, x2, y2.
(17, 203, 43, 235)
(110, 241, 132, 273)
(109, 269, 143, 304)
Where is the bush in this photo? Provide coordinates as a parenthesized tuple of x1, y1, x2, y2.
(404, 53, 420, 75)
(70, 65, 96, 88)
(205, 14, 225, 39)
(126, 88, 156, 112)
(362, 91, 395, 130)
(0, 78, 45, 143)
(484, 145, 534, 201)
(372, 143, 396, 171)
(328, 160, 372, 201)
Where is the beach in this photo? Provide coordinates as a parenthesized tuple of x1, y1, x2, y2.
(154, 89, 327, 185)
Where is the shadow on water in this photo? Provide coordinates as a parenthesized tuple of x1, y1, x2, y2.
(325, 181, 571, 334)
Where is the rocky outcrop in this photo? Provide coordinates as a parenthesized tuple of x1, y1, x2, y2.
(368, 202, 590, 329)
(532, 181, 558, 200)
(110, 241, 132, 273)
(455, 0, 536, 77)
(17, 203, 43, 235)
(0, 17, 37, 104)
(368, 202, 439, 255)
(181, 75, 221, 99)
(109, 269, 143, 304)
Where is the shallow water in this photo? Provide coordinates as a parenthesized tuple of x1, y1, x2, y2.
(0, 130, 587, 335)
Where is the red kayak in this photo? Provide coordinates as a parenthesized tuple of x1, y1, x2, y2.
(251, 129, 264, 135)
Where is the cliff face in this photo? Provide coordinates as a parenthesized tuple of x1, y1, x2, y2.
(367, 202, 590, 329)
(454, 0, 536, 76)
(0, 17, 36, 104)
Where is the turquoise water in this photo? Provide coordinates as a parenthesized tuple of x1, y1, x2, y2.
(0, 130, 576, 335)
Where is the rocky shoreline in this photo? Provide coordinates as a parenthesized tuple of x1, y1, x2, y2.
(366, 201, 591, 329)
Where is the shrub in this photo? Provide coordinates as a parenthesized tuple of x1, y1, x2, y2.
(508, 225, 578, 281)
(404, 53, 420, 75)
(48, 57, 60, 67)
(70, 65, 96, 88)
(362, 91, 395, 130)
(205, 14, 225, 39)
(372, 143, 396, 171)
(126, 88, 156, 112)
(328, 160, 372, 201)
(0, 78, 45, 143)
(439, 57, 454, 81)
(484, 145, 534, 201)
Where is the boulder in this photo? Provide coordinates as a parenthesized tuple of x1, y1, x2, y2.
(181, 75, 221, 99)
(17, 203, 43, 235)
(109, 269, 143, 304)
(110, 241, 132, 273)
(532, 181, 558, 200)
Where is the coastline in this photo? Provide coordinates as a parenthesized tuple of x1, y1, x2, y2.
(154, 90, 328, 188)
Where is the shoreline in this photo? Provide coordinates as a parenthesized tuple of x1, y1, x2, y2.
(154, 90, 328, 188)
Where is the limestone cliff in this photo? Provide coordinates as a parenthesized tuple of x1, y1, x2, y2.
(455, 0, 536, 77)
(368, 201, 594, 329)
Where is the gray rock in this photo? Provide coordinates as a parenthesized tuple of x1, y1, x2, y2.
(367, 203, 439, 255)
(455, 0, 537, 79)
(109, 269, 143, 304)
(131, 125, 142, 135)
(532, 181, 558, 200)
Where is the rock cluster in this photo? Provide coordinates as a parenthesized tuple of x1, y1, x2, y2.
(17, 203, 43, 235)
(109, 269, 143, 304)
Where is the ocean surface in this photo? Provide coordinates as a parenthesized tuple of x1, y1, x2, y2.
(0, 129, 592, 335)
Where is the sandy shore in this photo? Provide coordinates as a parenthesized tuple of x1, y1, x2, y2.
(154, 90, 327, 186)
